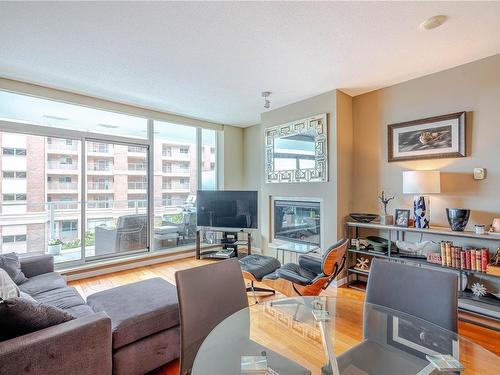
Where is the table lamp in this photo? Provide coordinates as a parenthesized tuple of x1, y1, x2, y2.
(403, 171, 441, 228)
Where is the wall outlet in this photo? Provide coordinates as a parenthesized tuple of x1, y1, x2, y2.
(473, 168, 486, 180)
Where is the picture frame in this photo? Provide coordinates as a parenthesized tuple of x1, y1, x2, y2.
(265, 113, 328, 183)
(395, 209, 410, 227)
(388, 112, 466, 162)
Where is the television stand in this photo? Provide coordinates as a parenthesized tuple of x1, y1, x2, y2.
(196, 229, 252, 260)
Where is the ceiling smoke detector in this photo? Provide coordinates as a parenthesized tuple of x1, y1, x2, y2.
(262, 91, 272, 109)
(420, 15, 447, 30)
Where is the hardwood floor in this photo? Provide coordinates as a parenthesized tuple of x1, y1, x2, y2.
(69, 257, 500, 375)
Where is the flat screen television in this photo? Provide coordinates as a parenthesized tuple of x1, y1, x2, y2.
(197, 190, 258, 230)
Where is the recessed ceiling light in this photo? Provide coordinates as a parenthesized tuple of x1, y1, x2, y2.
(43, 114, 68, 121)
(98, 123, 119, 129)
(420, 15, 447, 30)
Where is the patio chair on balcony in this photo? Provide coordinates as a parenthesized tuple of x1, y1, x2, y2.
(161, 210, 197, 244)
(94, 214, 147, 256)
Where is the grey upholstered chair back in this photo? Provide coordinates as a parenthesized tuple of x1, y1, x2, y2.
(175, 259, 248, 375)
(366, 259, 458, 332)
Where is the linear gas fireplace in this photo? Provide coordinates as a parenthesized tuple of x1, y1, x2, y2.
(273, 198, 321, 247)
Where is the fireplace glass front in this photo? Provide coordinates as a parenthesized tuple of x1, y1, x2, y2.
(274, 200, 320, 246)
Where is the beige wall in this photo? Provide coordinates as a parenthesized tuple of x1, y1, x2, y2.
(222, 125, 244, 189)
(243, 90, 354, 256)
(336, 91, 353, 238)
(352, 54, 500, 229)
(243, 124, 261, 190)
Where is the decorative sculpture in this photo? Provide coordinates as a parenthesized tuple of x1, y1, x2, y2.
(354, 257, 370, 272)
(471, 282, 487, 298)
(378, 191, 395, 225)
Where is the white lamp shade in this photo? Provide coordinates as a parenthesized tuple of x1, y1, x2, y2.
(403, 171, 441, 194)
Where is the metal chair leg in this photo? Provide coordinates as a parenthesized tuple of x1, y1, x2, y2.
(246, 281, 275, 304)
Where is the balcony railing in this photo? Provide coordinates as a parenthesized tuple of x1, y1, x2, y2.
(87, 144, 111, 153)
(49, 201, 79, 210)
(47, 182, 78, 190)
(47, 142, 78, 151)
(128, 163, 147, 171)
(128, 146, 146, 153)
(47, 162, 78, 170)
(128, 181, 147, 190)
(87, 201, 113, 209)
(162, 184, 190, 190)
(88, 163, 112, 171)
(0, 198, 197, 264)
(87, 182, 113, 190)
(162, 168, 190, 174)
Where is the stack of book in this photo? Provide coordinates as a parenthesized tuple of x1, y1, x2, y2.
(437, 241, 490, 272)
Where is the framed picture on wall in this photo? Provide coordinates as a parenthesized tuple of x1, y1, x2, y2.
(388, 112, 466, 162)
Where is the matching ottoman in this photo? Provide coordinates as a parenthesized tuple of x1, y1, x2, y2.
(87, 278, 180, 375)
(239, 254, 281, 302)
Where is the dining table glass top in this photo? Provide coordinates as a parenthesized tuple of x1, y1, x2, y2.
(192, 296, 499, 375)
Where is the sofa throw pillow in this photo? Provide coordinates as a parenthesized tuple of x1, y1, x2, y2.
(0, 297, 75, 341)
(0, 253, 28, 285)
(0, 268, 20, 301)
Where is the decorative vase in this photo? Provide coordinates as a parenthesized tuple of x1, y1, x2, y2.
(492, 218, 500, 232)
(446, 208, 470, 231)
(413, 195, 430, 228)
(380, 215, 393, 225)
(47, 244, 62, 255)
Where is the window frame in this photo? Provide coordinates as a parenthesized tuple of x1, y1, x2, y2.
(0, 94, 220, 269)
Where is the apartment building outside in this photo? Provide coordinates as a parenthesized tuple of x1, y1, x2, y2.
(0, 131, 216, 262)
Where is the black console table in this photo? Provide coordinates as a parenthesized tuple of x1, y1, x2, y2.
(195, 229, 252, 260)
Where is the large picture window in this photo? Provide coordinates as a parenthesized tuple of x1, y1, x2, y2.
(0, 90, 219, 266)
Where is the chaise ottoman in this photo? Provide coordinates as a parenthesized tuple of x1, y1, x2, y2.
(87, 278, 180, 375)
(239, 254, 281, 302)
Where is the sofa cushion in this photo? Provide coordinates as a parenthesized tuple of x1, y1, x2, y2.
(19, 272, 67, 297)
(34, 287, 87, 310)
(272, 263, 317, 286)
(0, 297, 74, 341)
(64, 304, 96, 318)
(87, 277, 179, 349)
(0, 268, 20, 300)
(0, 253, 28, 285)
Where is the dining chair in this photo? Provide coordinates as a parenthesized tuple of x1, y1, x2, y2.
(336, 258, 458, 374)
(175, 258, 248, 375)
(365, 258, 458, 332)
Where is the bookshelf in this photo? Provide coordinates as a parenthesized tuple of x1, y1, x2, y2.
(345, 221, 500, 328)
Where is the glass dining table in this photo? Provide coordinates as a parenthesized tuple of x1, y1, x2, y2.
(192, 296, 499, 375)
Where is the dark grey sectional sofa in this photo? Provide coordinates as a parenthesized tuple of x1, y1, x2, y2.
(0, 254, 180, 375)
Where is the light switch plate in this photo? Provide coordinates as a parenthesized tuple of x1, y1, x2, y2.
(473, 168, 485, 180)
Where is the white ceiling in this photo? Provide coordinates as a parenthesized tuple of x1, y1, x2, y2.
(1, 2, 500, 127)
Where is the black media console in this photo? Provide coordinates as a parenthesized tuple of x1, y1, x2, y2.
(195, 229, 252, 260)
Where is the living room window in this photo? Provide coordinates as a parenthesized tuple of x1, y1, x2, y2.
(0, 90, 219, 267)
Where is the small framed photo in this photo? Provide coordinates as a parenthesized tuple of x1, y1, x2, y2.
(395, 209, 411, 227)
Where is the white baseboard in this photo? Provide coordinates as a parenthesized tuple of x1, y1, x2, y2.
(62, 251, 194, 281)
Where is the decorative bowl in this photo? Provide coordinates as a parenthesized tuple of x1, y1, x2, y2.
(350, 213, 378, 223)
(446, 208, 470, 232)
(366, 236, 389, 252)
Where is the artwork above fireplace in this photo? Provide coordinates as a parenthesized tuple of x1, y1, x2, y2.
(273, 198, 322, 247)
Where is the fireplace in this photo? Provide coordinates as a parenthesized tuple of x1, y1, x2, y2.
(273, 198, 321, 246)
